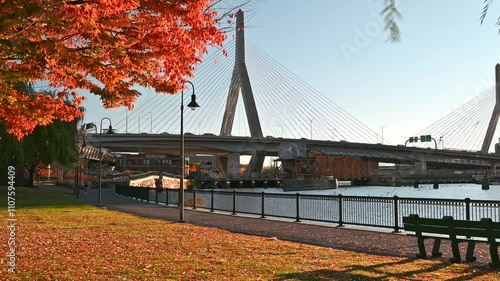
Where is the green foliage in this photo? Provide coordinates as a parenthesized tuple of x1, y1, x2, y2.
(480, 0, 494, 25)
(0, 83, 80, 186)
(382, 0, 499, 42)
(380, 0, 402, 42)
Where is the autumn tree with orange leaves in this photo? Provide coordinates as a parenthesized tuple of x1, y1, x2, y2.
(0, 0, 227, 140)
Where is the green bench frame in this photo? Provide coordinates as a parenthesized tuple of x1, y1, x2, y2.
(403, 214, 500, 267)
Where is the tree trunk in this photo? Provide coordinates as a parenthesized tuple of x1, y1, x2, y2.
(26, 166, 35, 187)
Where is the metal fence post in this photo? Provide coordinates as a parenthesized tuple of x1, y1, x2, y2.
(232, 190, 236, 215)
(465, 197, 471, 221)
(465, 197, 472, 238)
(295, 193, 300, 222)
(146, 188, 149, 203)
(193, 189, 197, 209)
(210, 189, 214, 212)
(165, 188, 169, 206)
(261, 192, 265, 218)
(338, 194, 344, 227)
(393, 196, 400, 233)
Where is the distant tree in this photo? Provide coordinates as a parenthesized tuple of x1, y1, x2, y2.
(0, 83, 80, 187)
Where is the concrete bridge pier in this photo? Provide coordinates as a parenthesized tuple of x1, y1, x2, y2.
(220, 153, 241, 179)
(414, 161, 427, 174)
(244, 151, 266, 179)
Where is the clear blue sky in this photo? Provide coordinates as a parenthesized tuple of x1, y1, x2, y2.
(82, 1, 500, 145)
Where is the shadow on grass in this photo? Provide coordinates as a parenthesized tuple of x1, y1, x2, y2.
(0, 185, 84, 209)
(273, 258, 492, 280)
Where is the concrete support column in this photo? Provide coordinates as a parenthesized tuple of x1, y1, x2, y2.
(414, 161, 427, 174)
(219, 9, 263, 139)
(227, 153, 241, 179)
(481, 64, 500, 153)
(218, 156, 228, 174)
(244, 152, 266, 179)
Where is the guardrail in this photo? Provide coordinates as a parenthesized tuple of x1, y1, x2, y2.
(115, 185, 500, 232)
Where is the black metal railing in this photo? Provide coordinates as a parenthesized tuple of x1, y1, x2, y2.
(115, 185, 500, 232)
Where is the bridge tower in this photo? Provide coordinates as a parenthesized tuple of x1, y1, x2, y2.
(220, 9, 265, 179)
(481, 64, 500, 153)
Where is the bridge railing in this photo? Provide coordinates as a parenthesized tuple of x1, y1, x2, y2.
(115, 185, 500, 231)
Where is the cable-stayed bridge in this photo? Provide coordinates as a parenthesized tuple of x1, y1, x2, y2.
(88, 10, 500, 180)
(415, 83, 500, 153)
(112, 39, 379, 143)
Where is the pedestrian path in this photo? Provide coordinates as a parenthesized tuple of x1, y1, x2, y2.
(72, 186, 492, 261)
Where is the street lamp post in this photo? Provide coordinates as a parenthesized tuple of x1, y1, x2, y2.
(98, 117, 113, 206)
(379, 125, 386, 144)
(149, 112, 153, 134)
(75, 130, 83, 198)
(179, 81, 200, 222)
(309, 118, 313, 139)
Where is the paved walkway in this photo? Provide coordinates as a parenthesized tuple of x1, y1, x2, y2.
(70, 186, 493, 262)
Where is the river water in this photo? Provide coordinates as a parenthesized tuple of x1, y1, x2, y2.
(230, 183, 500, 201)
(144, 182, 500, 227)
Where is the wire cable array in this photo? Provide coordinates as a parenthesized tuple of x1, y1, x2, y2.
(112, 38, 381, 144)
(114, 37, 500, 151)
(414, 86, 496, 151)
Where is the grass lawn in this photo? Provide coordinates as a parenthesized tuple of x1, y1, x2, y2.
(1, 186, 499, 280)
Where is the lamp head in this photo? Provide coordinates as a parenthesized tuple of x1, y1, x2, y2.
(187, 94, 200, 111)
(85, 123, 96, 130)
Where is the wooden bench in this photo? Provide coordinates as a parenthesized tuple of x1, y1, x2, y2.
(403, 214, 500, 267)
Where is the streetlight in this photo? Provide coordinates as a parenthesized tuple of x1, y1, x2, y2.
(379, 125, 386, 144)
(81, 123, 97, 194)
(179, 80, 199, 222)
(125, 109, 128, 134)
(75, 129, 83, 198)
(148, 112, 153, 134)
(98, 117, 113, 206)
(309, 118, 313, 139)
